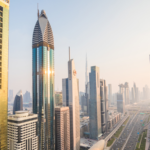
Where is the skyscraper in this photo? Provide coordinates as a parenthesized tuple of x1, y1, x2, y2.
(23, 91, 31, 103)
(117, 93, 125, 114)
(32, 10, 55, 150)
(124, 82, 129, 105)
(7, 111, 38, 150)
(108, 84, 112, 105)
(89, 66, 101, 140)
(13, 90, 23, 114)
(62, 58, 80, 150)
(55, 107, 70, 150)
(100, 79, 106, 133)
(8, 90, 13, 102)
(0, 0, 9, 149)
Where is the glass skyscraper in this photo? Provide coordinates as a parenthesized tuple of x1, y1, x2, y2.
(0, 0, 9, 149)
(32, 10, 55, 150)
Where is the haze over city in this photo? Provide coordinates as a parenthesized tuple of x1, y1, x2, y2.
(8, 0, 150, 95)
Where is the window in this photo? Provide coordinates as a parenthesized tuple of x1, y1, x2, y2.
(0, 73, 1, 78)
(0, 23, 3, 27)
(0, 45, 2, 49)
(0, 51, 1, 55)
(0, 39, 2, 43)
(0, 18, 2, 22)
(0, 34, 2, 38)
(0, 56, 1, 60)
(0, 85, 1, 89)
(0, 79, 1, 83)
(0, 12, 3, 17)
(0, 28, 2, 32)
(0, 68, 1, 72)
(0, 6, 3, 11)
(0, 62, 1, 66)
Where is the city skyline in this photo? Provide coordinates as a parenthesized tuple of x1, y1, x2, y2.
(8, 1, 150, 95)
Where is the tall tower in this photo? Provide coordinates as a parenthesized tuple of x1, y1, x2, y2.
(85, 54, 88, 89)
(32, 10, 55, 150)
(0, 0, 9, 149)
(89, 66, 101, 140)
(62, 57, 80, 150)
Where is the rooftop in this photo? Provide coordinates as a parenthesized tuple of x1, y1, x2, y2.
(80, 138, 98, 148)
(1, 0, 9, 4)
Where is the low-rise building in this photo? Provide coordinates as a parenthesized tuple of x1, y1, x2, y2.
(7, 111, 38, 150)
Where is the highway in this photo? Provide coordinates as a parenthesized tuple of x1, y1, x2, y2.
(110, 112, 148, 150)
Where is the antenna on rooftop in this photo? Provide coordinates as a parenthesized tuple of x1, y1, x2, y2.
(69, 47, 70, 61)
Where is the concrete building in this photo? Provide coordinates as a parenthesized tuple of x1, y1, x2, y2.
(7, 111, 38, 150)
(108, 84, 112, 105)
(0, 0, 10, 149)
(55, 107, 70, 150)
(62, 58, 80, 150)
(117, 93, 125, 114)
(13, 90, 23, 114)
(32, 10, 55, 149)
(89, 66, 101, 140)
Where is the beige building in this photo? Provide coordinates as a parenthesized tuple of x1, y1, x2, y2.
(62, 59, 80, 150)
(7, 111, 38, 150)
(55, 107, 70, 150)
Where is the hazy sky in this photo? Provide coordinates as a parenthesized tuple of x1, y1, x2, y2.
(9, 0, 150, 96)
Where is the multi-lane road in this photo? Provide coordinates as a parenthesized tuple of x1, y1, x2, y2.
(110, 111, 148, 150)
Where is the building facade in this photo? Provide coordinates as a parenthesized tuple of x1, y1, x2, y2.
(0, 0, 9, 149)
(117, 93, 125, 114)
(9, 90, 13, 102)
(23, 91, 31, 103)
(108, 84, 112, 105)
(55, 107, 70, 150)
(13, 90, 23, 114)
(55, 92, 62, 106)
(7, 111, 38, 150)
(32, 10, 55, 150)
(100, 79, 106, 133)
(89, 66, 101, 140)
(62, 59, 80, 150)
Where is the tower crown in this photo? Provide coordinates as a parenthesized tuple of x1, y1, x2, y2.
(32, 10, 54, 49)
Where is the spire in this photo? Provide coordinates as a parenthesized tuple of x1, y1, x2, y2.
(69, 47, 70, 61)
(37, 3, 39, 19)
(85, 54, 88, 87)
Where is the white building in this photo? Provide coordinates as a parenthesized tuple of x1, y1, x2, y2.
(7, 111, 38, 150)
(62, 59, 80, 150)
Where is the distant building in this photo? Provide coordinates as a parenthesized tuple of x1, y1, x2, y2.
(55, 91, 62, 106)
(7, 111, 38, 150)
(124, 82, 129, 105)
(79, 92, 85, 105)
(62, 58, 80, 150)
(23, 91, 31, 103)
(89, 66, 101, 140)
(108, 84, 112, 105)
(8, 90, 13, 102)
(100, 79, 106, 133)
(117, 93, 125, 114)
(55, 107, 70, 150)
(13, 90, 23, 114)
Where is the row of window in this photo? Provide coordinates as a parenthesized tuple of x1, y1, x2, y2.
(0, 11, 3, 90)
